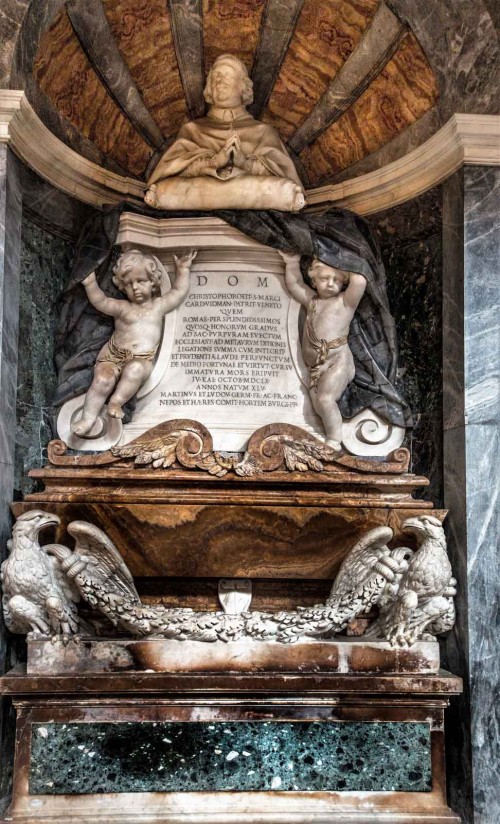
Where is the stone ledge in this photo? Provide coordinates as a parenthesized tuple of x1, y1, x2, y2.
(0, 664, 463, 697)
(26, 637, 441, 676)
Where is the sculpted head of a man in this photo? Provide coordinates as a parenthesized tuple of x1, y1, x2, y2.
(203, 55, 254, 109)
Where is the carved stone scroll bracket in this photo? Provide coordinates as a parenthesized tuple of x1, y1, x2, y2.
(235, 424, 410, 475)
(46, 420, 410, 477)
(341, 408, 405, 457)
(48, 420, 231, 477)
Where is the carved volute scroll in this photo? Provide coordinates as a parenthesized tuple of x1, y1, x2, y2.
(46, 420, 410, 477)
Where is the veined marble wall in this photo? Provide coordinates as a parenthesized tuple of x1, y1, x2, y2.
(1, 174, 87, 814)
(14, 219, 74, 498)
(368, 188, 443, 505)
(12, 163, 93, 498)
(442, 165, 500, 824)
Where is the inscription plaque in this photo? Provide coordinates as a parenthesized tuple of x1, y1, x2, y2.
(126, 242, 322, 450)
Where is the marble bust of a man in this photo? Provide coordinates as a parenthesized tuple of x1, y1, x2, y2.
(145, 54, 305, 211)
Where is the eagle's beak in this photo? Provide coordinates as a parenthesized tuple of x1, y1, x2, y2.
(39, 513, 61, 529)
(402, 517, 424, 534)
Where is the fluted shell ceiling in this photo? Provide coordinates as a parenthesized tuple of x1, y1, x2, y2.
(31, 0, 438, 186)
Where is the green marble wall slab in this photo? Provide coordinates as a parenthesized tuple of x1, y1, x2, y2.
(15, 218, 74, 498)
(368, 187, 443, 505)
(30, 721, 432, 795)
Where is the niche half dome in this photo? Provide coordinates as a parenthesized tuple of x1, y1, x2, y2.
(26, 0, 438, 188)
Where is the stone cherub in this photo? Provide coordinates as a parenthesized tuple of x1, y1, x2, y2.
(280, 251, 367, 450)
(71, 248, 196, 437)
(145, 54, 305, 212)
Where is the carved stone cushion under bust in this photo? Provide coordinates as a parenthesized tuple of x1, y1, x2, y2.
(145, 174, 305, 212)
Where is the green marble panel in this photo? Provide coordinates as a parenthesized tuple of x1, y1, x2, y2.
(368, 188, 443, 505)
(15, 218, 74, 498)
(30, 721, 432, 794)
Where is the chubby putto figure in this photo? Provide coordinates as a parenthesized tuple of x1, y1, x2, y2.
(280, 251, 367, 450)
(71, 249, 196, 437)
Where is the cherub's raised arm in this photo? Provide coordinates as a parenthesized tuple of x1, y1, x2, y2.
(81, 272, 123, 316)
(343, 272, 367, 311)
(160, 250, 196, 313)
(279, 251, 314, 308)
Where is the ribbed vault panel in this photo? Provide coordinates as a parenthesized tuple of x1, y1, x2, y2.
(263, 0, 380, 141)
(202, 0, 267, 73)
(102, 0, 188, 140)
(33, 10, 153, 176)
(301, 32, 438, 184)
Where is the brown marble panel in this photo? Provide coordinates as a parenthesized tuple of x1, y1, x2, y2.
(202, 0, 267, 73)
(301, 32, 438, 183)
(262, 0, 379, 141)
(12, 502, 440, 580)
(102, 0, 188, 139)
(33, 10, 153, 177)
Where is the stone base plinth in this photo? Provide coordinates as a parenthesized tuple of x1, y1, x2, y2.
(0, 667, 461, 823)
(27, 636, 441, 676)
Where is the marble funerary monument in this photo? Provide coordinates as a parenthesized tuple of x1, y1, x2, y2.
(0, 3, 498, 823)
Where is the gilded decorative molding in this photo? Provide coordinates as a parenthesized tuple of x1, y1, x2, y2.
(1, 92, 498, 212)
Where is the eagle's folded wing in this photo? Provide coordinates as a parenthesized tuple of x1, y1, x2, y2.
(67, 521, 140, 603)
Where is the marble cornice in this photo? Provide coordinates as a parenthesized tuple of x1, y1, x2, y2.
(1, 90, 499, 214)
(0, 90, 144, 208)
(307, 113, 500, 213)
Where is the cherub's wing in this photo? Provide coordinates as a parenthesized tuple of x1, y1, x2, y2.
(67, 521, 140, 603)
(329, 526, 394, 602)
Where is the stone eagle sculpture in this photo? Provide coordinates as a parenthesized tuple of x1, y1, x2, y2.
(2, 513, 455, 649)
(366, 515, 457, 646)
(1, 510, 80, 641)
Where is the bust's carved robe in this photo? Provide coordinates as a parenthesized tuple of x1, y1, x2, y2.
(148, 106, 303, 188)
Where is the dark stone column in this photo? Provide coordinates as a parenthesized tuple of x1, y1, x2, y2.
(0, 145, 22, 810)
(442, 166, 500, 824)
